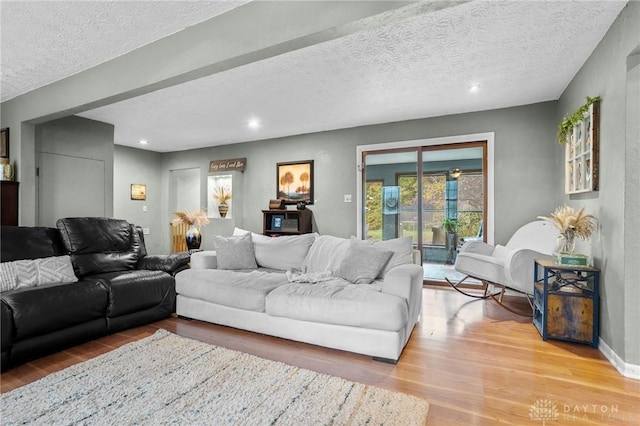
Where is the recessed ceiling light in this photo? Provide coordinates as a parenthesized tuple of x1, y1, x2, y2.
(469, 84, 480, 93)
(139, 139, 149, 145)
(248, 118, 260, 129)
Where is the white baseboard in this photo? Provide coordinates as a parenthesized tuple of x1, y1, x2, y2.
(599, 338, 640, 380)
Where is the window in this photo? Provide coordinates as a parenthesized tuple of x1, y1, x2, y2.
(457, 172, 483, 238)
(395, 172, 483, 245)
(365, 180, 383, 240)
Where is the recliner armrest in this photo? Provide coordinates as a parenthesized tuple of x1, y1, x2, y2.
(137, 253, 190, 276)
(458, 241, 495, 256)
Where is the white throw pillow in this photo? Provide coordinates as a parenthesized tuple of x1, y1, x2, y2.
(1, 255, 78, 292)
(301, 235, 351, 273)
(355, 236, 414, 277)
(233, 227, 318, 271)
(334, 239, 393, 284)
(251, 233, 317, 271)
(213, 233, 258, 270)
(232, 227, 250, 236)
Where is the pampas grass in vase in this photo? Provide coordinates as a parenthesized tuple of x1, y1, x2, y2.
(171, 209, 210, 251)
(537, 205, 596, 253)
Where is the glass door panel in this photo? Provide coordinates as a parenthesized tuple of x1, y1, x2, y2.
(363, 151, 419, 251)
(421, 144, 486, 284)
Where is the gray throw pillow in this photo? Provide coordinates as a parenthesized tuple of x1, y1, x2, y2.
(334, 239, 393, 284)
(352, 236, 414, 278)
(213, 233, 258, 270)
(0, 262, 18, 292)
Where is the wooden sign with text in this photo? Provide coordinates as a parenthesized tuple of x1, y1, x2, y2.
(209, 158, 246, 173)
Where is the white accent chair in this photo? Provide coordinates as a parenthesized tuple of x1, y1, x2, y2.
(446, 221, 559, 314)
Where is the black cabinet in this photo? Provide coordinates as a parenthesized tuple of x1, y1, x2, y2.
(1, 181, 19, 226)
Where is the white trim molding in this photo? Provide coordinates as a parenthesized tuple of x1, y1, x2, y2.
(599, 338, 640, 380)
(356, 132, 495, 244)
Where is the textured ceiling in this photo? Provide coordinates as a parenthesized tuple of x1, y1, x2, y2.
(0, 0, 249, 102)
(1, 1, 627, 153)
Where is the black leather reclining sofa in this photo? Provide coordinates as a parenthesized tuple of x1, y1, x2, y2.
(1, 217, 190, 371)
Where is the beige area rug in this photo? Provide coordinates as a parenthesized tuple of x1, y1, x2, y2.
(1, 330, 428, 425)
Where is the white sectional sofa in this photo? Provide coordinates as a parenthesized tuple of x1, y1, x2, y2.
(175, 230, 423, 363)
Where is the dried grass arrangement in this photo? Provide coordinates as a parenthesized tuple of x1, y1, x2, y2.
(537, 205, 596, 240)
(212, 187, 232, 205)
(171, 209, 210, 227)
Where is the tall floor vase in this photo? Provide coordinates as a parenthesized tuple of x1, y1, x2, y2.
(185, 226, 202, 251)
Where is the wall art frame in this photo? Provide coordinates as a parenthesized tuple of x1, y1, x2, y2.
(276, 160, 314, 205)
(0, 128, 9, 159)
(130, 184, 146, 200)
(564, 101, 599, 194)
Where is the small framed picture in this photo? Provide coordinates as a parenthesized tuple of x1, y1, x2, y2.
(0, 128, 9, 159)
(131, 184, 146, 200)
(271, 214, 284, 230)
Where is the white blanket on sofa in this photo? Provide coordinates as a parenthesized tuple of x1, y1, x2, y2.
(285, 270, 335, 284)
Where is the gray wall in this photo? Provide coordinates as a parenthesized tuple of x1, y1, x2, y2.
(556, 2, 639, 366)
(0, 1, 421, 226)
(36, 116, 114, 223)
(114, 145, 163, 254)
(158, 101, 558, 251)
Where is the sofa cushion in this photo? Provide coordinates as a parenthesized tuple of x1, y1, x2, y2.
(251, 233, 317, 271)
(0, 226, 67, 262)
(357, 236, 414, 277)
(265, 280, 408, 331)
(56, 218, 141, 277)
(1, 256, 78, 292)
(1, 280, 108, 340)
(454, 251, 507, 284)
(175, 269, 288, 312)
(334, 239, 392, 284)
(301, 235, 350, 273)
(91, 270, 174, 318)
(213, 234, 257, 270)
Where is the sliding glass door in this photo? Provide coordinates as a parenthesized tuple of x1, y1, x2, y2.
(361, 140, 487, 285)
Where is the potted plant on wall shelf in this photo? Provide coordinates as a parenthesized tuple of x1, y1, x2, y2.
(212, 186, 232, 218)
(557, 96, 600, 144)
(171, 209, 210, 251)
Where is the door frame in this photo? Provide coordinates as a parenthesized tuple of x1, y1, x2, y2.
(356, 132, 495, 246)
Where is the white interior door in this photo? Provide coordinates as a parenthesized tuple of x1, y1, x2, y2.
(38, 152, 105, 227)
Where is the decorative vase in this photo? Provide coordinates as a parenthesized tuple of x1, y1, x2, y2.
(556, 230, 575, 253)
(185, 226, 202, 251)
(218, 202, 229, 218)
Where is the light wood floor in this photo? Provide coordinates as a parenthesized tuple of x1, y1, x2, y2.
(2, 288, 639, 425)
